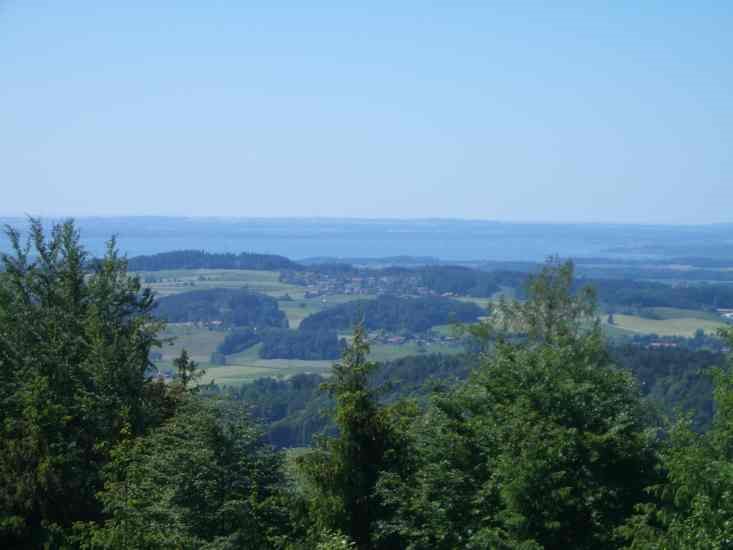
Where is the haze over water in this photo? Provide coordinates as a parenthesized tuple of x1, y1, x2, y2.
(2, 217, 732, 262)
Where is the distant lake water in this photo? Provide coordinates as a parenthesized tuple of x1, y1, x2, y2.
(1, 218, 732, 262)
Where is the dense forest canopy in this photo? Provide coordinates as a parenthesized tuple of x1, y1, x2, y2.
(222, 343, 724, 449)
(228, 353, 475, 448)
(298, 294, 484, 333)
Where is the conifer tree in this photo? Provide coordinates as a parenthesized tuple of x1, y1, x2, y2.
(0, 219, 165, 546)
(377, 260, 658, 549)
(297, 324, 411, 549)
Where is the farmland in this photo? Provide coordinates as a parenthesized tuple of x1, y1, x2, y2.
(144, 268, 733, 387)
(603, 313, 728, 337)
(139, 268, 300, 298)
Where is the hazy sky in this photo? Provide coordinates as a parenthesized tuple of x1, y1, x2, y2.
(1, 2, 731, 223)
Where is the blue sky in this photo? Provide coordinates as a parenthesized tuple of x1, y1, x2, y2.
(1, 2, 731, 223)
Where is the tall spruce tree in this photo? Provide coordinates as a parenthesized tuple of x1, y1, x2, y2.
(296, 324, 412, 549)
(0, 220, 165, 546)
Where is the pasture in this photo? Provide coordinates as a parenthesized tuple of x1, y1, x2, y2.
(138, 268, 371, 328)
(199, 359, 333, 386)
(603, 313, 728, 337)
(138, 269, 302, 298)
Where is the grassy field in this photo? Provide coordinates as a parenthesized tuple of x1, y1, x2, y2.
(147, 271, 729, 382)
(138, 269, 303, 298)
(155, 359, 332, 386)
(158, 325, 226, 363)
(155, 320, 467, 386)
(137, 268, 372, 328)
(156, 324, 330, 386)
(278, 300, 322, 328)
(603, 313, 727, 337)
(279, 293, 375, 328)
(601, 323, 638, 339)
(199, 359, 333, 386)
(430, 324, 463, 337)
(455, 296, 493, 310)
(368, 341, 463, 362)
(154, 284, 730, 388)
(641, 307, 724, 322)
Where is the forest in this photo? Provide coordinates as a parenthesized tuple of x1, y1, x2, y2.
(128, 249, 300, 271)
(298, 295, 484, 333)
(4, 220, 733, 549)
(154, 288, 288, 327)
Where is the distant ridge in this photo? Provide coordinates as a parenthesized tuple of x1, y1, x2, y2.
(127, 250, 300, 271)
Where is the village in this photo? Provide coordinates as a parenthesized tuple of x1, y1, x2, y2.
(279, 269, 445, 299)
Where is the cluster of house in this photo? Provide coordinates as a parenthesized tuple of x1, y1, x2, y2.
(281, 270, 437, 298)
(647, 341, 679, 349)
(365, 329, 461, 348)
(167, 320, 224, 329)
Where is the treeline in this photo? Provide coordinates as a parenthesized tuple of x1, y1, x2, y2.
(222, 342, 723, 448)
(299, 294, 484, 333)
(128, 249, 300, 271)
(416, 265, 501, 296)
(381, 265, 523, 298)
(154, 287, 288, 327)
(131, 248, 733, 311)
(215, 327, 344, 361)
(588, 277, 733, 310)
(227, 353, 474, 447)
(5, 222, 733, 549)
(612, 345, 720, 430)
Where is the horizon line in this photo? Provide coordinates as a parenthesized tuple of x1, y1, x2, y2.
(0, 214, 731, 228)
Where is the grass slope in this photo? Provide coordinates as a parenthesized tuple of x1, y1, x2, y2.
(605, 314, 727, 337)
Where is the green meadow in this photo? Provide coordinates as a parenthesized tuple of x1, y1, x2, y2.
(603, 313, 728, 337)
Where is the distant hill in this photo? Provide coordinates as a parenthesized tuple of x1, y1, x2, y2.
(128, 250, 300, 271)
(299, 294, 485, 333)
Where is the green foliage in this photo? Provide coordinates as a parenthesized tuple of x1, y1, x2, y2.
(296, 325, 414, 549)
(155, 287, 288, 327)
(128, 249, 300, 271)
(259, 329, 345, 360)
(217, 327, 344, 360)
(172, 348, 206, 390)
(416, 265, 501, 297)
(620, 327, 733, 549)
(589, 278, 733, 311)
(376, 260, 658, 549)
(299, 294, 484, 333)
(8, 222, 733, 548)
(611, 345, 722, 431)
(494, 258, 598, 344)
(218, 327, 262, 354)
(0, 219, 166, 546)
(314, 530, 356, 550)
(75, 397, 290, 549)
